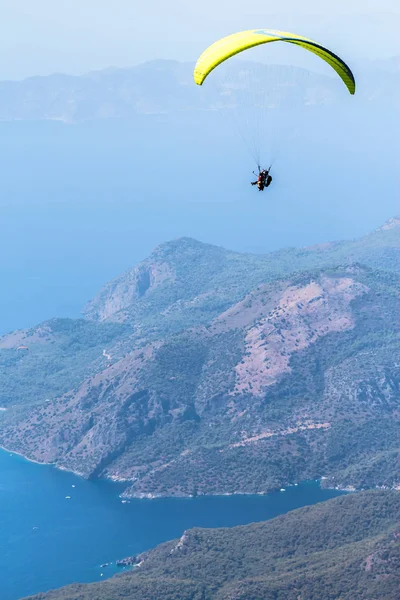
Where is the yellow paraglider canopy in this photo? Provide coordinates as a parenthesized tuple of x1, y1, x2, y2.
(194, 29, 355, 94)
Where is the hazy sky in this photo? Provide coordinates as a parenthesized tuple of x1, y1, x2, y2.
(0, 0, 399, 79)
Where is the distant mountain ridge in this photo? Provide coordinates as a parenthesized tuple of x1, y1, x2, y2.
(84, 220, 400, 330)
(0, 57, 397, 123)
(357, 55, 400, 73)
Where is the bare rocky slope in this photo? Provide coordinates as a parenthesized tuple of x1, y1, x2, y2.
(0, 219, 399, 496)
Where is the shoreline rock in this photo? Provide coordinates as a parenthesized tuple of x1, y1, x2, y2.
(116, 556, 140, 567)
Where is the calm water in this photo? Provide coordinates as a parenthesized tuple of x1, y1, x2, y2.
(0, 449, 344, 600)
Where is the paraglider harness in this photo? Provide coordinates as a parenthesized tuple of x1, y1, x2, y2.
(251, 166, 272, 191)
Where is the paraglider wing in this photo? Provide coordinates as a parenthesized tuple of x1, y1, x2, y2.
(194, 29, 355, 94)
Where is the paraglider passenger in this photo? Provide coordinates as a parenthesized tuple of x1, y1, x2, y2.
(251, 169, 271, 191)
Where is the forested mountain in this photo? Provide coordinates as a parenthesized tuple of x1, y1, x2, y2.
(0, 218, 398, 496)
(26, 490, 400, 600)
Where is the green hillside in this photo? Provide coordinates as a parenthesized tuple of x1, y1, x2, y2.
(25, 490, 400, 600)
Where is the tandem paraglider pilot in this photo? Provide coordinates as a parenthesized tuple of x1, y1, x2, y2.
(251, 168, 272, 191)
(193, 28, 355, 189)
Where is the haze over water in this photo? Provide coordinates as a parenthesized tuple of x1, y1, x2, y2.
(0, 107, 398, 334)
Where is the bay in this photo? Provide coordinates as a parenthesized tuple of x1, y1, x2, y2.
(0, 449, 344, 600)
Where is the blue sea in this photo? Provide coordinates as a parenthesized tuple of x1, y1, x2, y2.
(0, 449, 344, 600)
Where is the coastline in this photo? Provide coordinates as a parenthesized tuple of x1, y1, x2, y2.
(0, 444, 397, 499)
(0, 444, 56, 468)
